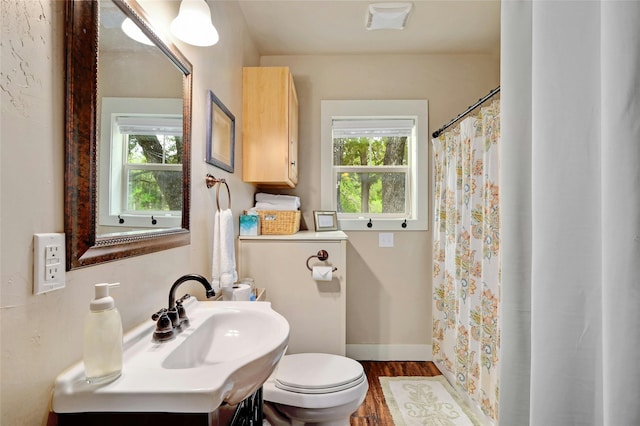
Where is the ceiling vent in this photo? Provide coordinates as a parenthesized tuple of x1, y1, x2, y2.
(365, 3, 413, 30)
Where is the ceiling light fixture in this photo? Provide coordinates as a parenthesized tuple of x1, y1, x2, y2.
(171, 0, 219, 47)
(121, 17, 154, 46)
(365, 2, 413, 31)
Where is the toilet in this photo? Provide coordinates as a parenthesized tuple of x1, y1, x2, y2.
(262, 353, 369, 426)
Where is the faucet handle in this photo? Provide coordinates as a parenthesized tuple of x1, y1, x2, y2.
(151, 308, 168, 321)
(151, 309, 174, 342)
(177, 293, 191, 303)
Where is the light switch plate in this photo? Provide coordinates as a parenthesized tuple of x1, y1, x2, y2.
(379, 232, 394, 248)
(34, 233, 66, 294)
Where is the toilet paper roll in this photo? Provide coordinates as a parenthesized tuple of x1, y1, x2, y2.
(221, 284, 252, 301)
(220, 285, 234, 301)
(312, 266, 333, 281)
(233, 284, 252, 301)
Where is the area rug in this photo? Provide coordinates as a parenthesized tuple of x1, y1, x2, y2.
(379, 376, 483, 426)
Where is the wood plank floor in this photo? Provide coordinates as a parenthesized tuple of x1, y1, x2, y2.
(350, 361, 442, 425)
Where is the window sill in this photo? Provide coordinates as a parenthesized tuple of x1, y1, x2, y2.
(338, 217, 428, 231)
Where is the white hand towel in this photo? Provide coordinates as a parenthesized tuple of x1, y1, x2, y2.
(255, 193, 301, 209)
(254, 201, 300, 211)
(219, 209, 238, 287)
(211, 210, 221, 291)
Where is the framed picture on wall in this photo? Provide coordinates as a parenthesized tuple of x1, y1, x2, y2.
(206, 90, 235, 173)
(313, 210, 338, 231)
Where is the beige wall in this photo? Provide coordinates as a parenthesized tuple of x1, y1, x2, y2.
(0, 1, 258, 424)
(1, 1, 498, 423)
(260, 54, 500, 350)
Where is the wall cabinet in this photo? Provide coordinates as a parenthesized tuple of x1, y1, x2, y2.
(238, 232, 347, 355)
(242, 67, 299, 188)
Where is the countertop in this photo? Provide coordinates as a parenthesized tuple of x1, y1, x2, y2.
(238, 230, 348, 241)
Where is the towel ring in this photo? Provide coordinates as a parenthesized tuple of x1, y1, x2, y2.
(205, 174, 231, 211)
(216, 180, 231, 211)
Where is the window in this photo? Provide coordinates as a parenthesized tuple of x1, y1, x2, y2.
(321, 100, 428, 231)
(99, 98, 183, 230)
(118, 116, 183, 213)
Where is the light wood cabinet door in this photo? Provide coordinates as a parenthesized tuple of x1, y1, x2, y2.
(242, 67, 299, 188)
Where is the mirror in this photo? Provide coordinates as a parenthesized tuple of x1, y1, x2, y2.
(65, 0, 193, 270)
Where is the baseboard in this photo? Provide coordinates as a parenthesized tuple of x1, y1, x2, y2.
(346, 344, 432, 361)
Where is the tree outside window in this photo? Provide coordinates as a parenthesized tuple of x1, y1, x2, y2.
(333, 135, 408, 215)
(125, 133, 182, 213)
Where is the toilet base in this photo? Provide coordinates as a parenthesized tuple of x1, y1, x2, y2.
(263, 398, 362, 426)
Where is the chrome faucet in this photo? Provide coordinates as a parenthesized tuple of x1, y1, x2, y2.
(152, 274, 216, 342)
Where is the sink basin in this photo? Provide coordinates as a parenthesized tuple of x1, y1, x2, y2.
(52, 301, 289, 413)
(163, 307, 285, 368)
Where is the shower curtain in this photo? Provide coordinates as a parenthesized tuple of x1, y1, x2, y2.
(432, 99, 500, 425)
(499, 1, 640, 425)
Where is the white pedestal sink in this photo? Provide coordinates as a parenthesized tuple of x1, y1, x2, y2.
(52, 300, 289, 414)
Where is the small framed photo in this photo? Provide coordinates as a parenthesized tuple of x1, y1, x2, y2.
(206, 90, 235, 173)
(313, 210, 338, 232)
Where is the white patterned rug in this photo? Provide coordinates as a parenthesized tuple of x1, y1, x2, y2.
(379, 376, 483, 426)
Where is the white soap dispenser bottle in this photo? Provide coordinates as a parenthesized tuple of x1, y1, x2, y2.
(84, 282, 123, 384)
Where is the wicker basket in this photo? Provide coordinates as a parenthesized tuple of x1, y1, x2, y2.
(257, 210, 301, 235)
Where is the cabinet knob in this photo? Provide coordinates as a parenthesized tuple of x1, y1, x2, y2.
(291, 160, 296, 167)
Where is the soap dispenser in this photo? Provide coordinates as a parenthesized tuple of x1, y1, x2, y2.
(84, 283, 123, 384)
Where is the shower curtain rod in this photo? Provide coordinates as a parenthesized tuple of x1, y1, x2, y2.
(432, 86, 501, 139)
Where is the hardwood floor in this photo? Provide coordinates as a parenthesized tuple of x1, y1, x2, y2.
(350, 361, 442, 425)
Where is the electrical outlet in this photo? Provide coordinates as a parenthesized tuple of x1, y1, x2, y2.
(45, 244, 63, 281)
(34, 233, 66, 294)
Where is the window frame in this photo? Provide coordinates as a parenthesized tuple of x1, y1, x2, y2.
(98, 97, 183, 229)
(320, 100, 429, 231)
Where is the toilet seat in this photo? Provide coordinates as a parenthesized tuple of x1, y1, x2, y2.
(263, 353, 369, 410)
(274, 353, 365, 394)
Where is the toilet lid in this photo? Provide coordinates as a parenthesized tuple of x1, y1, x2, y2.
(275, 353, 365, 394)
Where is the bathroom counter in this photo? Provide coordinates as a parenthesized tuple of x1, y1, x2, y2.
(239, 230, 348, 241)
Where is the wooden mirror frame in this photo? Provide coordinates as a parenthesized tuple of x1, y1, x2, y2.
(64, 0, 193, 270)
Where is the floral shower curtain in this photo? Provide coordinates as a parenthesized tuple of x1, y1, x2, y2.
(432, 99, 500, 424)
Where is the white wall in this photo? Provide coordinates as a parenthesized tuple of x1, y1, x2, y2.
(260, 54, 499, 358)
(0, 1, 258, 424)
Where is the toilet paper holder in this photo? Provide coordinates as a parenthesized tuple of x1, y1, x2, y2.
(306, 250, 338, 272)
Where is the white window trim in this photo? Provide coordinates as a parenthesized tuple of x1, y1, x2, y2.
(98, 97, 183, 229)
(320, 100, 429, 231)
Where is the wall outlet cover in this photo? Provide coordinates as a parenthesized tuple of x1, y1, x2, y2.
(379, 232, 394, 248)
(34, 233, 66, 294)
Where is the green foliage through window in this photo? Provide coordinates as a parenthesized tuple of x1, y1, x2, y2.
(333, 135, 408, 215)
(125, 134, 183, 212)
